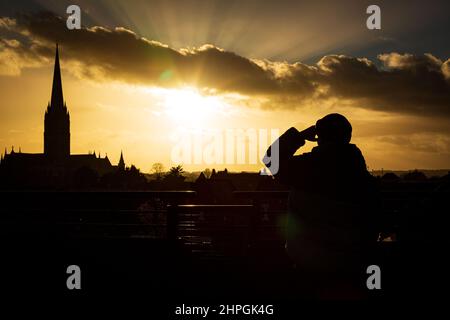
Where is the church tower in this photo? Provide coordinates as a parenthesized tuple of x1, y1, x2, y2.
(44, 44, 70, 160)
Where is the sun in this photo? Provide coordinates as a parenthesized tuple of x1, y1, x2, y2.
(142, 85, 239, 129)
(156, 87, 228, 127)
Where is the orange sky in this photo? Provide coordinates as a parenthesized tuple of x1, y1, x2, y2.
(1, 61, 448, 173)
(0, 2, 449, 172)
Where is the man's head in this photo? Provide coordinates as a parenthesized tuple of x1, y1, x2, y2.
(316, 113, 352, 145)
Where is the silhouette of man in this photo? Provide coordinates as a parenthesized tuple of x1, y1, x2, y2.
(263, 113, 379, 298)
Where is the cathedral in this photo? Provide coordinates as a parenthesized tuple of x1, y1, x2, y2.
(0, 45, 124, 188)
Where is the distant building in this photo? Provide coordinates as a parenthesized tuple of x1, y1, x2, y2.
(402, 170, 427, 181)
(0, 45, 124, 188)
(381, 172, 400, 182)
(194, 169, 235, 203)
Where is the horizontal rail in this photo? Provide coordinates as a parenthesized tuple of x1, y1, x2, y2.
(0, 190, 196, 195)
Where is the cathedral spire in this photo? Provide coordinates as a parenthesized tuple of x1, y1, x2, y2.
(44, 44, 70, 159)
(50, 44, 64, 108)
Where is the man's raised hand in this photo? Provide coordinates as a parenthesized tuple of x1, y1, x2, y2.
(299, 125, 317, 142)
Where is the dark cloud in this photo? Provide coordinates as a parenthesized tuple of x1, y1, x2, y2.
(316, 53, 450, 116)
(0, 11, 449, 117)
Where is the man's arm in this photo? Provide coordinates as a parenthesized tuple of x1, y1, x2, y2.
(263, 127, 310, 184)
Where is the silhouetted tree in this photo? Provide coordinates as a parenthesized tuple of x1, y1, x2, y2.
(160, 165, 186, 189)
(151, 162, 165, 180)
(203, 168, 212, 179)
(167, 165, 184, 178)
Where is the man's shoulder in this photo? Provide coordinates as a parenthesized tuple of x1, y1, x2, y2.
(291, 151, 315, 160)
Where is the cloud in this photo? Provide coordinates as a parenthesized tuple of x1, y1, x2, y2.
(376, 133, 450, 154)
(0, 12, 449, 118)
(316, 53, 450, 116)
(441, 59, 450, 79)
(0, 37, 47, 75)
(378, 52, 442, 71)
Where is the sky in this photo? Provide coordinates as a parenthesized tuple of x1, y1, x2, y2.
(0, 0, 449, 173)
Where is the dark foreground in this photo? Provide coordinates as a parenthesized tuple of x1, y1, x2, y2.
(0, 190, 445, 315)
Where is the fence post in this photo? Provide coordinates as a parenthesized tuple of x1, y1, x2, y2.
(167, 204, 178, 242)
(248, 203, 258, 255)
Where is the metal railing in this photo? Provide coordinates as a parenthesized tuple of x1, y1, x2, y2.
(1, 188, 443, 246)
(0, 190, 195, 239)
